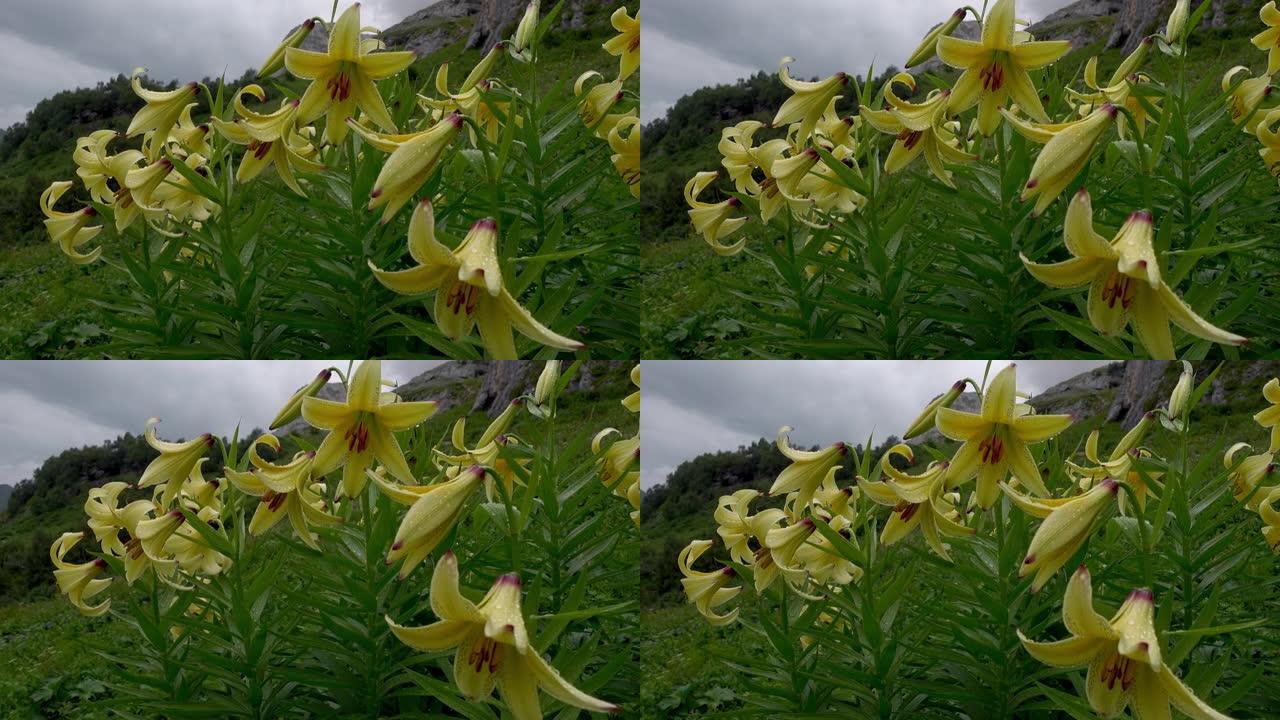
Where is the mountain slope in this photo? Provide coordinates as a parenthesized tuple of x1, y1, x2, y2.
(641, 361, 1279, 604)
(0, 0, 634, 358)
(0, 360, 634, 606)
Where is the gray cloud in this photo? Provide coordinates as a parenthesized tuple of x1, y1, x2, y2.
(642, 0, 1077, 123)
(0, 0, 429, 128)
(0, 360, 442, 487)
(639, 360, 1112, 489)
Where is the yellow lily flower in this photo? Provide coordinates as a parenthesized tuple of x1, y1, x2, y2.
(860, 445, 974, 561)
(937, 0, 1070, 135)
(939, 364, 1072, 508)
(165, 506, 232, 577)
(387, 553, 618, 718)
(1253, 378, 1280, 452)
(1257, 486, 1280, 550)
(749, 139, 815, 224)
(1006, 479, 1117, 591)
(905, 7, 967, 68)
(1253, 2, 1280, 75)
(773, 57, 850, 145)
(225, 435, 341, 550)
(85, 482, 136, 556)
(678, 540, 741, 625)
(768, 426, 849, 516)
(794, 514, 863, 587)
(1004, 104, 1117, 216)
(592, 428, 639, 495)
(860, 74, 976, 188)
(441, 401, 521, 469)
(285, 3, 415, 144)
(685, 171, 747, 255)
(180, 459, 226, 512)
(370, 466, 484, 578)
(1068, 49, 1157, 140)
(73, 130, 122, 204)
(1019, 566, 1234, 719)
(137, 418, 214, 509)
(1020, 189, 1247, 357)
(259, 17, 318, 78)
(608, 113, 640, 198)
(798, 144, 867, 215)
(40, 181, 103, 265)
(814, 99, 861, 150)
(603, 7, 639, 80)
(718, 121, 765, 194)
(1255, 108, 1280, 180)
(83, 484, 176, 585)
(126, 70, 200, 161)
(1224, 442, 1277, 510)
(153, 154, 221, 223)
(623, 364, 639, 413)
(1069, 416, 1161, 515)
(51, 532, 112, 617)
(369, 203, 583, 358)
(302, 359, 437, 498)
(101, 149, 157, 233)
(715, 489, 780, 563)
(169, 103, 212, 156)
(1223, 66, 1274, 134)
(763, 516, 819, 578)
(812, 469, 859, 522)
(348, 113, 464, 224)
(903, 379, 967, 439)
(574, 71, 624, 132)
(212, 86, 327, 197)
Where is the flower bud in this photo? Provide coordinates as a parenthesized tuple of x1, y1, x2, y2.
(905, 8, 966, 68)
(1165, 0, 1190, 45)
(258, 18, 317, 79)
(904, 380, 966, 439)
(1167, 360, 1193, 421)
(529, 360, 561, 418)
(511, 0, 540, 57)
(270, 369, 332, 430)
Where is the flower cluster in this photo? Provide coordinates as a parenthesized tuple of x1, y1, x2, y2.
(51, 359, 626, 719)
(593, 364, 640, 526)
(1224, 376, 1280, 548)
(680, 0, 1256, 358)
(38, 1, 635, 359)
(574, 7, 641, 198)
(1234, 3, 1280, 178)
(675, 362, 1264, 717)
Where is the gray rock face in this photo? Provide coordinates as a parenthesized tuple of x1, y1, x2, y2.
(1106, 361, 1171, 428)
(1107, 0, 1251, 52)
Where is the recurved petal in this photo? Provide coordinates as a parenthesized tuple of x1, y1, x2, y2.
(430, 550, 484, 622)
(1131, 283, 1176, 360)
(936, 407, 989, 441)
(1007, 441, 1050, 497)
(328, 3, 363, 61)
(1157, 664, 1234, 720)
(1022, 255, 1103, 288)
(1018, 630, 1100, 668)
(1011, 413, 1073, 442)
(370, 261, 451, 295)
(378, 400, 438, 431)
(361, 50, 416, 80)
(476, 296, 519, 360)
(302, 396, 354, 430)
(387, 616, 471, 650)
(351, 71, 397, 132)
(937, 36, 988, 68)
(1155, 282, 1248, 349)
(284, 48, 339, 80)
(1063, 565, 1116, 639)
(1063, 189, 1117, 259)
(982, 364, 1018, 424)
(524, 647, 620, 714)
(1011, 40, 1071, 70)
(499, 289, 585, 353)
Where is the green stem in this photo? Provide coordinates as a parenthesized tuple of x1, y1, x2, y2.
(360, 490, 382, 718)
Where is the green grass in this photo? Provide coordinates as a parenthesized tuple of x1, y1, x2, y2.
(0, 599, 122, 719)
(637, 604, 762, 719)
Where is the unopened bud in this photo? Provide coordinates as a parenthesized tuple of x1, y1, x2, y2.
(269, 368, 332, 429)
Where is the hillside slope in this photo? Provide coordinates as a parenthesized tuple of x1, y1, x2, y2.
(0, 0, 634, 358)
(641, 361, 1280, 603)
(0, 360, 634, 606)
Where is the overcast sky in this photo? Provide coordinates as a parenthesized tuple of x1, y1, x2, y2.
(0, 0, 434, 129)
(641, 0, 1077, 123)
(0, 361, 443, 487)
(639, 360, 1112, 490)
